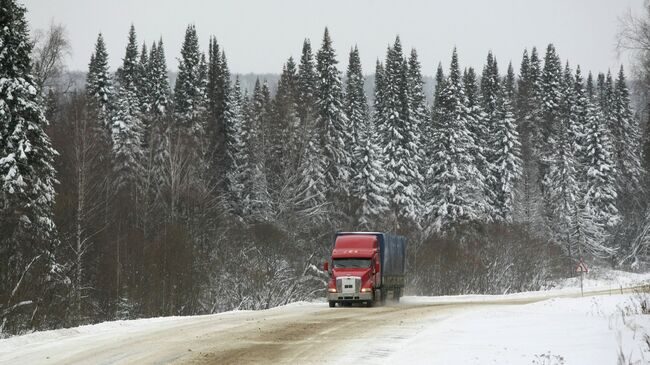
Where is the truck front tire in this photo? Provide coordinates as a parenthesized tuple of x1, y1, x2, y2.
(328, 301, 335, 308)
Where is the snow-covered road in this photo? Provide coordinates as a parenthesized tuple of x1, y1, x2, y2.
(1, 286, 649, 364)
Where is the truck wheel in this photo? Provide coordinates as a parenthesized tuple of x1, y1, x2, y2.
(367, 300, 374, 307)
(393, 288, 401, 302)
(328, 301, 335, 308)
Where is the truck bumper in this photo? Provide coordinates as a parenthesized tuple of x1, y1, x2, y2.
(327, 291, 373, 302)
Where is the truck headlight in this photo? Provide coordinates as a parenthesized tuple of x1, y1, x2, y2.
(328, 288, 337, 293)
(360, 288, 372, 293)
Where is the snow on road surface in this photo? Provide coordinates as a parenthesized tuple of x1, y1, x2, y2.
(1, 270, 649, 364)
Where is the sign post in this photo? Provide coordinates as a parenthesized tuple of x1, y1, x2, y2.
(575, 260, 589, 297)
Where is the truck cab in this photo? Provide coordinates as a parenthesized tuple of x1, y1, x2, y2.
(325, 232, 406, 307)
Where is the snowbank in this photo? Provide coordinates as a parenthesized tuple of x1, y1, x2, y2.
(385, 294, 650, 365)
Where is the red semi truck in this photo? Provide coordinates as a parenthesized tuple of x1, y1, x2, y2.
(324, 232, 407, 307)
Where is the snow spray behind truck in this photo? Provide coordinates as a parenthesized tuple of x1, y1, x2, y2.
(324, 232, 406, 307)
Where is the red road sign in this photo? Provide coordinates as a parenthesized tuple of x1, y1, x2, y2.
(575, 262, 588, 273)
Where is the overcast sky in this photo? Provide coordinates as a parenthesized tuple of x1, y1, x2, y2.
(23, 0, 646, 77)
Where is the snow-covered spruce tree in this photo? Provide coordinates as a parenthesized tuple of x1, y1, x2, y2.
(245, 78, 271, 219)
(111, 26, 146, 191)
(223, 77, 247, 215)
(376, 37, 423, 227)
(345, 46, 388, 227)
(296, 40, 327, 211)
(173, 25, 207, 143)
(86, 33, 113, 131)
(571, 66, 589, 175)
(426, 48, 484, 232)
(405, 48, 427, 219)
(296, 39, 318, 150)
(0, 0, 59, 334)
(374, 60, 386, 126)
(586, 72, 595, 98)
(145, 39, 171, 195)
(111, 85, 145, 191)
(480, 52, 506, 218)
(432, 62, 446, 122)
(116, 25, 140, 110)
(544, 63, 580, 257)
(491, 63, 522, 223)
(270, 59, 299, 184)
(463, 66, 491, 217)
(428, 62, 445, 155)
(205, 37, 231, 183)
(611, 66, 642, 207)
(345, 46, 368, 172)
(525, 47, 544, 146)
(545, 112, 580, 258)
(480, 51, 501, 131)
(148, 39, 170, 116)
(539, 44, 565, 225)
(137, 43, 150, 115)
(354, 122, 390, 229)
(316, 28, 351, 202)
(512, 48, 544, 230)
(579, 100, 619, 258)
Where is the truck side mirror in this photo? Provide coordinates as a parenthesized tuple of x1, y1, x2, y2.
(375, 262, 380, 273)
(323, 261, 329, 272)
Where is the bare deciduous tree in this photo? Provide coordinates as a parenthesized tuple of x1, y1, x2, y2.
(32, 22, 71, 94)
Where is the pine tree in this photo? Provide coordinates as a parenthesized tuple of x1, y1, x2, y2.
(0, 0, 58, 332)
(174, 25, 207, 141)
(581, 100, 620, 257)
(546, 114, 580, 257)
(345, 46, 388, 226)
(540, 44, 565, 226)
(116, 25, 140, 108)
(429, 62, 445, 158)
(544, 63, 580, 255)
(377, 37, 423, 226)
(86, 33, 113, 130)
(492, 63, 522, 222)
(295, 40, 327, 210)
(111, 25, 146, 190)
(586, 72, 595, 98)
(354, 123, 390, 229)
(316, 28, 350, 199)
(427, 48, 484, 231)
(223, 77, 247, 214)
(271, 59, 299, 179)
(572, 66, 589, 171)
(513, 48, 544, 230)
(479, 52, 504, 218)
(296, 39, 318, 153)
(111, 87, 145, 190)
(148, 39, 170, 116)
(463, 66, 491, 218)
(405, 48, 427, 216)
(611, 66, 642, 205)
(205, 37, 230, 181)
(516, 49, 531, 125)
(137, 43, 150, 114)
(146, 39, 170, 192)
(241, 79, 271, 219)
(345, 46, 368, 166)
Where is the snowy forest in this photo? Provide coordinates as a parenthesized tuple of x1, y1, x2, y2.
(2, 0, 650, 336)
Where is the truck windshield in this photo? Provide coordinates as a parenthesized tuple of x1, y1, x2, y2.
(333, 258, 372, 269)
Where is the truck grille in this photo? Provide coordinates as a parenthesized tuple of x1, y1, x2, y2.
(336, 277, 361, 294)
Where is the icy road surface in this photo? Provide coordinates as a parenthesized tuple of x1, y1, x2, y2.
(1, 286, 649, 364)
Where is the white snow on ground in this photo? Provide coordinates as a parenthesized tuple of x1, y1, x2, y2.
(547, 267, 650, 292)
(0, 269, 649, 364)
(379, 295, 650, 365)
